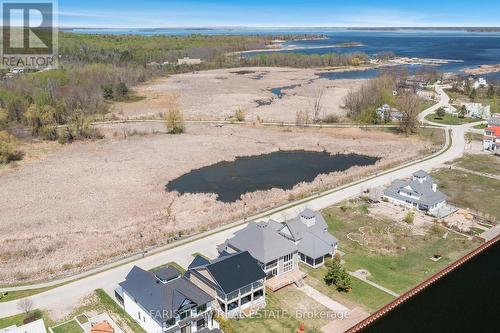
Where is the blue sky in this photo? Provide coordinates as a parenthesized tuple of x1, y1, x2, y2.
(57, 0, 500, 28)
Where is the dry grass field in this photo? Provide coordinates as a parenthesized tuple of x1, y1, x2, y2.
(0, 123, 438, 284)
(110, 67, 363, 122)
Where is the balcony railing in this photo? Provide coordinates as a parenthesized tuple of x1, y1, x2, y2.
(216, 279, 264, 302)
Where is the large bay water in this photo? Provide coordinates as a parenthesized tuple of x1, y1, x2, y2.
(360, 240, 500, 333)
(165, 150, 379, 202)
(68, 28, 500, 80)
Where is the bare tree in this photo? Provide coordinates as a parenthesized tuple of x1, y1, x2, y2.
(312, 87, 324, 122)
(295, 110, 310, 127)
(397, 92, 421, 135)
(17, 298, 33, 315)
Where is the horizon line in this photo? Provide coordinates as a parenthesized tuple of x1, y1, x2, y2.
(59, 25, 500, 30)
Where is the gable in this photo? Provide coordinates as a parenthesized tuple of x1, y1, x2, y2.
(279, 225, 293, 239)
(198, 267, 216, 284)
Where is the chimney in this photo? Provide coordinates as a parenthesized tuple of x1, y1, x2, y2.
(300, 211, 316, 227)
(432, 183, 437, 192)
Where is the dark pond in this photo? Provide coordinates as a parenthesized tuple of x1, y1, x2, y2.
(166, 150, 379, 202)
(361, 240, 500, 333)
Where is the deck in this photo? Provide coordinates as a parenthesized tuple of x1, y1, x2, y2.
(265, 269, 307, 292)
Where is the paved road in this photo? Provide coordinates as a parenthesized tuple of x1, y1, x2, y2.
(418, 84, 450, 124)
(0, 85, 473, 319)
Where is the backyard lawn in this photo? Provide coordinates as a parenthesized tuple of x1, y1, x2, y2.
(432, 169, 500, 221)
(321, 201, 481, 295)
(453, 154, 500, 176)
(231, 286, 332, 333)
(52, 320, 83, 333)
(300, 264, 395, 313)
(424, 113, 483, 125)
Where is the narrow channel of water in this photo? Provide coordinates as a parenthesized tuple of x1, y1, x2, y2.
(270, 84, 300, 98)
(166, 150, 379, 202)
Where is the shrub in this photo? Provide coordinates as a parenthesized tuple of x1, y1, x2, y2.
(214, 313, 234, 333)
(436, 108, 446, 118)
(102, 84, 114, 100)
(404, 210, 415, 224)
(165, 108, 184, 134)
(234, 109, 245, 122)
(0, 108, 8, 128)
(322, 114, 339, 123)
(114, 82, 129, 100)
(0, 131, 24, 164)
(57, 127, 74, 144)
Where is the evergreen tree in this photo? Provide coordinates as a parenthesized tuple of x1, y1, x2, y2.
(487, 84, 496, 99)
(324, 260, 352, 292)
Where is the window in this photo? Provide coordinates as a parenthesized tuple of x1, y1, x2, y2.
(165, 318, 175, 328)
(197, 318, 206, 330)
(196, 303, 207, 313)
(180, 310, 189, 320)
(137, 312, 141, 320)
(283, 253, 294, 272)
(283, 253, 293, 262)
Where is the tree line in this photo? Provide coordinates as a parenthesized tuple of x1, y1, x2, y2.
(241, 52, 369, 68)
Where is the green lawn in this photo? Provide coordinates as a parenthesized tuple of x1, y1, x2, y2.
(76, 314, 88, 324)
(321, 201, 480, 295)
(0, 313, 28, 329)
(432, 169, 500, 221)
(453, 154, 500, 176)
(0, 286, 55, 303)
(231, 286, 332, 333)
(473, 123, 488, 130)
(301, 264, 395, 313)
(0, 311, 53, 330)
(424, 113, 483, 125)
(52, 320, 83, 333)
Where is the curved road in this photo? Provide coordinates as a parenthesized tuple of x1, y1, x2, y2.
(0, 86, 476, 318)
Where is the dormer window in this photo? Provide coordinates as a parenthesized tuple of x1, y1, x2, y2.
(165, 318, 175, 328)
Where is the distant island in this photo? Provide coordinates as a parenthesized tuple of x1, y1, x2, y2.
(346, 27, 500, 32)
(462, 64, 500, 75)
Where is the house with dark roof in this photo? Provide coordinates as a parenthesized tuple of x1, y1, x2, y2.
(217, 221, 302, 290)
(383, 170, 447, 216)
(117, 265, 220, 333)
(187, 251, 266, 318)
(276, 209, 338, 268)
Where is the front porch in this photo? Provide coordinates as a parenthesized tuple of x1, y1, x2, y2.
(265, 269, 307, 291)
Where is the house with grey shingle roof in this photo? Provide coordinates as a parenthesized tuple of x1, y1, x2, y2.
(187, 251, 266, 318)
(117, 265, 221, 333)
(383, 170, 447, 216)
(218, 221, 299, 279)
(277, 209, 338, 268)
(219, 209, 338, 284)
